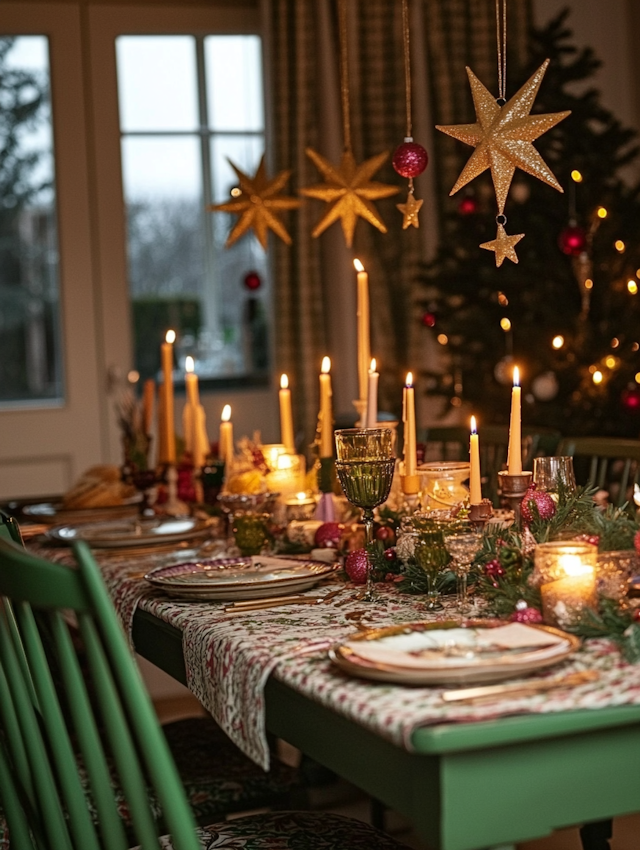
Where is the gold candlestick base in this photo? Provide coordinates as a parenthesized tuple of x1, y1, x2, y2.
(497, 470, 532, 529)
(468, 499, 493, 530)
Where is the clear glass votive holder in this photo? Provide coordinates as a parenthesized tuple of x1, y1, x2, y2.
(536, 541, 598, 629)
(533, 456, 576, 498)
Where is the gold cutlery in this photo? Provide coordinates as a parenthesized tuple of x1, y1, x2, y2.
(223, 588, 347, 614)
(441, 670, 599, 704)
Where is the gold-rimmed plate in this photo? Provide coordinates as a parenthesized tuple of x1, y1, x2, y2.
(144, 555, 339, 601)
(23, 497, 142, 525)
(329, 620, 579, 686)
(47, 516, 213, 549)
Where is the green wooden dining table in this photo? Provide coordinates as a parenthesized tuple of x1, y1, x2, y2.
(131, 607, 640, 850)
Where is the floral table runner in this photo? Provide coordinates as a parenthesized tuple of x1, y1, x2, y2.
(39, 544, 640, 771)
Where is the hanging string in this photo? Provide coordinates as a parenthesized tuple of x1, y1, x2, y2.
(495, 0, 507, 102)
(338, 0, 352, 153)
(401, 0, 412, 139)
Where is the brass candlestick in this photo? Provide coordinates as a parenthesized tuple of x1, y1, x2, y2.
(497, 470, 532, 529)
(468, 499, 494, 530)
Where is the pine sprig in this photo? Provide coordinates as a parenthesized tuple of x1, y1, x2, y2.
(529, 483, 597, 542)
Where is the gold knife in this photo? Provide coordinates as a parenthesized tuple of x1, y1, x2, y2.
(441, 670, 599, 703)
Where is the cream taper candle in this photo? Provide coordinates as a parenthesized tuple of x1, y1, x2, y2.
(366, 358, 379, 428)
(469, 415, 482, 504)
(354, 259, 370, 409)
(219, 404, 234, 464)
(507, 366, 522, 475)
(160, 330, 176, 464)
(279, 374, 295, 454)
(319, 357, 333, 458)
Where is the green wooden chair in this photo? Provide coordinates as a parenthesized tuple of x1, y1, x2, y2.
(556, 436, 640, 507)
(0, 536, 407, 850)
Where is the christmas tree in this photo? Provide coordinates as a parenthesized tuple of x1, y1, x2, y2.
(420, 11, 640, 437)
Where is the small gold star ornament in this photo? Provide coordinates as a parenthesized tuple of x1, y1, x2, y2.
(436, 60, 570, 213)
(480, 224, 524, 267)
(209, 155, 301, 250)
(396, 192, 423, 229)
(300, 148, 399, 247)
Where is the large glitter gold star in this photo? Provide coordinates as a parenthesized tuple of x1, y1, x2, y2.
(480, 224, 524, 267)
(209, 156, 301, 250)
(436, 59, 570, 213)
(396, 192, 423, 229)
(300, 148, 399, 247)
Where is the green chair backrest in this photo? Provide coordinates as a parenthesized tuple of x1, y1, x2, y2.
(0, 537, 201, 850)
(422, 426, 561, 506)
(556, 436, 640, 508)
(0, 510, 23, 546)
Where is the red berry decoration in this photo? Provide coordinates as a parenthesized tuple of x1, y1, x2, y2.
(314, 522, 344, 549)
(483, 559, 504, 577)
(634, 529, 640, 556)
(383, 547, 397, 561)
(345, 548, 370, 584)
(421, 311, 436, 328)
(520, 484, 557, 526)
(574, 534, 600, 548)
(243, 270, 262, 290)
(558, 224, 587, 257)
(392, 140, 428, 178)
(621, 386, 640, 412)
(510, 607, 544, 624)
(375, 525, 396, 547)
(458, 196, 478, 215)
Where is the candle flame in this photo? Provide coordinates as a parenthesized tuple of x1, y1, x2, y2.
(370, 358, 376, 372)
(560, 554, 593, 577)
(296, 491, 307, 502)
(280, 373, 289, 390)
(321, 356, 331, 374)
(165, 329, 176, 344)
(353, 259, 364, 272)
(221, 404, 231, 422)
(185, 356, 195, 373)
(470, 415, 477, 434)
(405, 372, 413, 388)
(513, 366, 520, 387)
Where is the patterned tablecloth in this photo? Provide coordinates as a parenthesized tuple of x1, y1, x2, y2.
(41, 544, 640, 771)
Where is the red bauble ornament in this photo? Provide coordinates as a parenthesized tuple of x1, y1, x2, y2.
(392, 140, 428, 178)
(621, 386, 640, 412)
(558, 224, 587, 256)
(421, 311, 436, 328)
(634, 529, 640, 556)
(458, 196, 478, 216)
(520, 484, 557, 525)
(510, 607, 544, 624)
(375, 525, 396, 547)
(345, 548, 370, 584)
(243, 270, 262, 290)
(314, 522, 344, 549)
(633, 608, 640, 623)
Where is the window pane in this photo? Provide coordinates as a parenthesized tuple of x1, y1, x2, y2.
(205, 36, 263, 132)
(117, 36, 198, 132)
(0, 36, 62, 405)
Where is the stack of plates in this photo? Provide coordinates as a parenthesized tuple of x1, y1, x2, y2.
(47, 516, 212, 549)
(145, 555, 339, 601)
(329, 620, 579, 686)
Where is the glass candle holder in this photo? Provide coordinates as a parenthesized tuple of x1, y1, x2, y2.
(536, 541, 598, 629)
(533, 456, 576, 499)
(417, 462, 470, 510)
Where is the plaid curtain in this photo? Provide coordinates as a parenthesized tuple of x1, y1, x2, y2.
(263, 0, 529, 446)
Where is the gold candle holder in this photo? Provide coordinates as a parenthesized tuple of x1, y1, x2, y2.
(468, 499, 494, 530)
(497, 470, 532, 528)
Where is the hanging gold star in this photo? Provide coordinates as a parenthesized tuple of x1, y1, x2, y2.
(480, 224, 524, 267)
(397, 192, 423, 229)
(208, 156, 301, 250)
(300, 148, 399, 247)
(436, 59, 570, 214)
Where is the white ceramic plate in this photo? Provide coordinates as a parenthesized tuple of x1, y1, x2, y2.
(47, 516, 212, 548)
(329, 620, 579, 686)
(23, 497, 142, 525)
(145, 555, 339, 600)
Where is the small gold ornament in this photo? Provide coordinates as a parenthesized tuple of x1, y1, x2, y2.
(208, 155, 301, 250)
(397, 191, 423, 230)
(436, 60, 570, 214)
(301, 148, 399, 247)
(480, 224, 524, 267)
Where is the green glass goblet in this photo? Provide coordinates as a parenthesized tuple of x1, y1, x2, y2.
(334, 428, 395, 601)
(414, 528, 449, 611)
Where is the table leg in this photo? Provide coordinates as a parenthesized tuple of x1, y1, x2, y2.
(579, 819, 612, 850)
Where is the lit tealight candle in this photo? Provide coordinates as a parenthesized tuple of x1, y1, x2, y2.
(507, 366, 522, 474)
(402, 372, 418, 494)
(469, 415, 482, 504)
(219, 404, 234, 464)
(319, 357, 333, 458)
(160, 330, 176, 464)
(541, 559, 597, 629)
(354, 259, 370, 417)
(366, 358, 379, 428)
(279, 374, 295, 454)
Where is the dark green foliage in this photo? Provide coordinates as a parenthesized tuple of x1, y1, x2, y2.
(420, 11, 640, 437)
